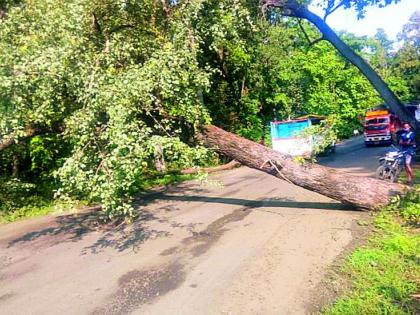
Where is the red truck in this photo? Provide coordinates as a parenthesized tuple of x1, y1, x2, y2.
(363, 107, 401, 147)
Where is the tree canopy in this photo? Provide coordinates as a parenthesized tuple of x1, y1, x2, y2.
(0, 0, 417, 220)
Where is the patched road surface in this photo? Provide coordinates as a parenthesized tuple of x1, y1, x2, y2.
(0, 137, 385, 314)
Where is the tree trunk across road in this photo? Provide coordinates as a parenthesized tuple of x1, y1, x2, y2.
(199, 125, 407, 210)
(0, 124, 408, 210)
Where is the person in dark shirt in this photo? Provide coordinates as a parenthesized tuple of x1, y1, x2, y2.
(399, 123, 416, 185)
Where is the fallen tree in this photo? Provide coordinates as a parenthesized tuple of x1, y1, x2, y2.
(0, 123, 408, 212)
(199, 125, 407, 210)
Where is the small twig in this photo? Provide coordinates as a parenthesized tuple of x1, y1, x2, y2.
(410, 294, 420, 300)
(95, 158, 105, 176)
(260, 159, 293, 184)
(298, 19, 324, 46)
(91, 11, 102, 34)
(93, 138, 112, 176)
(324, 0, 345, 21)
(147, 112, 172, 137)
(310, 36, 324, 46)
(298, 19, 312, 43)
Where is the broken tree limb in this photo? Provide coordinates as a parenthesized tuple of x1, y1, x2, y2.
(0, 125, 61, 152)
(0, 127, 41, 152)
(199, 125, 407, 210)
(181, 160, 241, 175)
(0, 134, 17, 152)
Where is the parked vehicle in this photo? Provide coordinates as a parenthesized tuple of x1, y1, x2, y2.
(363, 106, 401, 147)
(270, 115, 334, 157)
(375, 147, 405, 183)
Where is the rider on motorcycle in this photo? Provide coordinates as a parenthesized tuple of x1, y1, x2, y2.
(399, 122, 416, 185)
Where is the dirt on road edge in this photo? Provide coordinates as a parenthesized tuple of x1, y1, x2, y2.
(306, 215, 373, 313)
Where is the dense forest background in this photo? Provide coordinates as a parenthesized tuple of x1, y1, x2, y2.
(0, 0, 419, 220)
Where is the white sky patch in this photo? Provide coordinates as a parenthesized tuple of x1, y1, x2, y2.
(310, 0, 420, 40)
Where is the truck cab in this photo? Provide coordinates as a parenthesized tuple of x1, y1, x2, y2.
(363, 108, 400, 147)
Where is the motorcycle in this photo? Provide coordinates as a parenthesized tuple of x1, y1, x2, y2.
(375, 147, 406, 183)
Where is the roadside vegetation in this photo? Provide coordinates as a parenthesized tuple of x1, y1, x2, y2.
(324, 181, 420, 315)
(0, 3, 419, 315)
(0, 172, 202, 223)
(1, 0, 418, 221)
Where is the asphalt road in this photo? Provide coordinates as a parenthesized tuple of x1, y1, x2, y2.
(318, 136, 392, 176)
(0, 137, 383, 315)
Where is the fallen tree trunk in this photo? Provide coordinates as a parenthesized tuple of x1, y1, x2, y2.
(199, 125, 407, 210)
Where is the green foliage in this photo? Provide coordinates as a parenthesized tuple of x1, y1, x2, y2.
(1, 0, 217, 218)
(299, 116, 338, 155)
(324, 209, 420, 315)
(0, 177, 55, 222)
(203, 17, 386, 141)
(0, 0, 417, 220)
(29, 134, 68, 174)
(251, 21, 383, 139)
(391, 186, 420, 226)
(393, 12, 420, 102)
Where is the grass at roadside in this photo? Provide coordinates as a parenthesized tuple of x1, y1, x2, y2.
(0, 201, 55, 224)
(0, 179, 55, 223)
(323, 187, 420, 315)
(399, 165, 420, 186)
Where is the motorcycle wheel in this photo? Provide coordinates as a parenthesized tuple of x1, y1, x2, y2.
(389, 166, 402, 183)
(389, 171, 398, 183)
(375, 165, 386, 179)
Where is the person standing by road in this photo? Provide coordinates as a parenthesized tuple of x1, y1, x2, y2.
(399, 122, 416, 185)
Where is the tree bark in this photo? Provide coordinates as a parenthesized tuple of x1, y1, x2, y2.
(0, 134, 17, 152)
(1, 123, 408, 210)
(0, 127, 41, 152)
(264, 0, 419, 130)
(199, 125, 407, 210)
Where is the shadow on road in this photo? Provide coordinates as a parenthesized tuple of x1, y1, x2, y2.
(6, 192, 356, 252)
(155, 195, 355, 211)
(7, 211, 106, 247)
(7, 210, 168, 254)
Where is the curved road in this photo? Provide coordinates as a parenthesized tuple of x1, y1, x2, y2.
(318, 136, 392, 176)
(0, 137, 383, 315)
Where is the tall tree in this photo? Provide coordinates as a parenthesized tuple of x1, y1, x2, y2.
(0, 0, 413, 218)
(393, 11, 420, 102)
(262, 0, 419, 130)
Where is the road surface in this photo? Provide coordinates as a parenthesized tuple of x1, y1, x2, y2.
(0, 137, 386, 315)
(318, 136, 392, 176)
